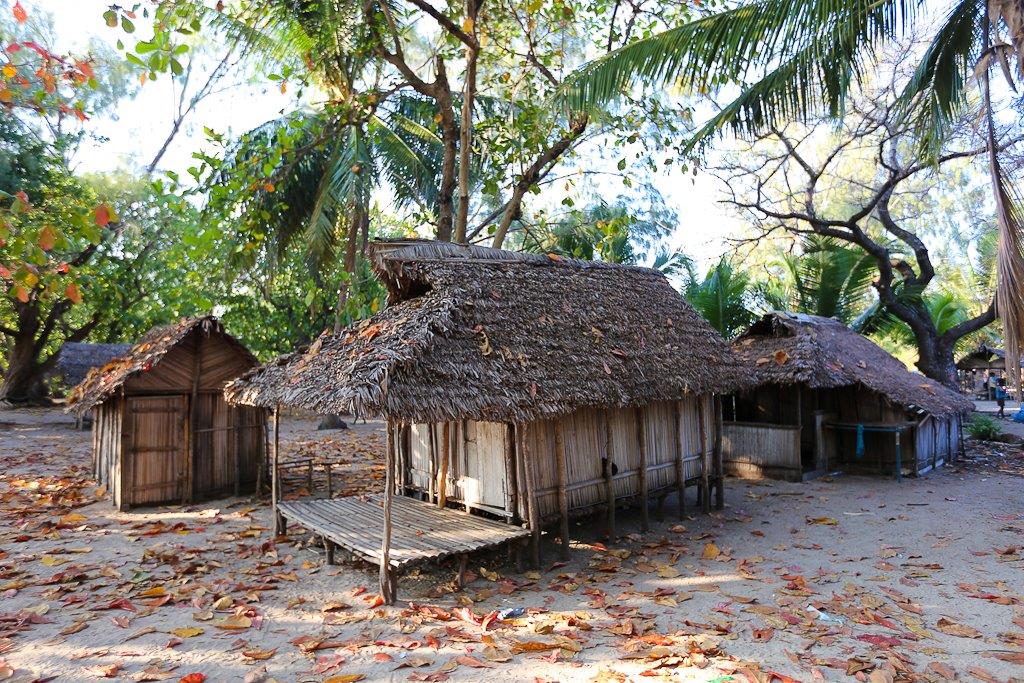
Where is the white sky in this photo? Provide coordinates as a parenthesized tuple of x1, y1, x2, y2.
(26, 0, 745, 267)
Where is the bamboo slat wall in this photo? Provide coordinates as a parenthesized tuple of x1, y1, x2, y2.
(722, 422, 802, 481)
(398, 396, 716, 524)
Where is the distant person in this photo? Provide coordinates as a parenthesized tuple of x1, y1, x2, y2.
(989, 372, 999, 400)
(995, 378, 1009, 418)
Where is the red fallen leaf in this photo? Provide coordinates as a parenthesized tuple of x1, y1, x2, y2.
(101, 598, 136, 611)
(988, 651, 1024, 664)
(752, 627, 774, 642)
(312, 653, 345, 674)
(179, 675, 206, 683)
(165, 638, 183, 649)
(145, 594, 172, 607)
(768, 672, 800, 683)
(455, 656, 493, 669)
(372, 653, 394, 662)
(968, 666, 1002, 683)
(856, 634, 901, 648)
(12, 2, 27, 23)
(408, 673, 449, 682)
(365, 594, 384, 608)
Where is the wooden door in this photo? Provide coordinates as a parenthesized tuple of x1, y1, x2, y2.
(462, 421, 508, 510)
(127, 395, 187, 506)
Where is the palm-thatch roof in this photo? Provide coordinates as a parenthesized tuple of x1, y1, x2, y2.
(732, 312, 973, 417)
(52, 342, 132, 389)
(226, 240, 749, 423)
(956, 343, 1022, 370)
(223, 349, 303, 408)
(67, 316, 256, 413)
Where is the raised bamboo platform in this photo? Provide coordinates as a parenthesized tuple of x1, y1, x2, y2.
(277, 495, 530, 574)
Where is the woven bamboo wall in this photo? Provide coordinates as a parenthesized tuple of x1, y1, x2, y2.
(399, 396, 714, 522)
(722, 422, 802, 481)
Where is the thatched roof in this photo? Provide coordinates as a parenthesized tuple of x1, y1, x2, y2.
(223, 349, 303, 408)
(67, 316, 256, 412)
(956, 343, 1021, 370)
(732, 312, 973, 417)
(52, 342, 132, 388)
(232, 240, 748, 423)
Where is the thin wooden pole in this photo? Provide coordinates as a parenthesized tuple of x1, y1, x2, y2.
(255, 409, 266, 497)
(427, 424, 437, 503)
(697, 397, 710, 514)
(438, 422, 451, 508)
(673, 400, 686, 519)
(381, 423, 396, 604)
(636, 406, 650, 532)
(714, 396, 724, 510)
(519, 423, 541, 567)
(553, 418, 570, 560)
(603, 410, 615, 539)
(272, 404, 282, 534)
(503, 423, 517, 521)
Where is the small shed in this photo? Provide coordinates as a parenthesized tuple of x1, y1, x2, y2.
(226, 240, 747, 602)
(724, 312, 972, 481)
(52, 342, 132, 390)
(68, 317, 268, 510)
(956, 343, 1021, 397)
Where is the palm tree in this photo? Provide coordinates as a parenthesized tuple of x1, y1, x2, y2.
(774, 236, 878, 324)
(561, 0, 1024, 391)
(683, 258, 756, 338)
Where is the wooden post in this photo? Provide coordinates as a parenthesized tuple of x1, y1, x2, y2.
(438, 422, 450, 508)
(272, 405, 283, 534)
(231, 408, 241, 497)
(255, 409, 266, 497)
(714, 396, 724, 510)
(603, 410, 615, 539)
(673, 400, 686, 519)
(427, 424, 437, 503)
(519, 423, 541, 568)
(636, 407, 649, 531)
(325, 463, 333, 498)
(503, 423, 518, 521)
(184, 332, 202, 505)
(381, 423, 396, 604)
(553, 418, 570, 560)
(306, 460, 314, 495)
(697, 398, 710, 514)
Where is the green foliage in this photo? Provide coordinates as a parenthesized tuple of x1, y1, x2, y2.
(966, 413, 1003, 441)
(771, 236, 878, 324)
(683, 258, 756, 339)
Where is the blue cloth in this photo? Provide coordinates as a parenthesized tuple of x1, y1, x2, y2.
(855, 424, 865, 459)
(1014, 407, 1024, 423)
(996, 387, 1009, 400)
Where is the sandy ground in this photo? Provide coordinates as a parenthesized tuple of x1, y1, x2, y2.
(3, 408, 1024, 682)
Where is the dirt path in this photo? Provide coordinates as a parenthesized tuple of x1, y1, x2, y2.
(3, 407, 1024, 682)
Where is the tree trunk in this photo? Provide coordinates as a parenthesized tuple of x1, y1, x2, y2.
(912, 328, 959, 389)
(0, 327, 48, 403)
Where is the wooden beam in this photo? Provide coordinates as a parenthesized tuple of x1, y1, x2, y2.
(185, 333, 202, 505)
(714, 396, 724, 510)
(673, 400, 685, 519)
(553, 418, 570, 560)
(438, 422, 450, 508)
(697, 397, 710, 514)
(519, 423, 541, 567)
(636, 406, 649, 531)
(427, 423, 437, 503)
(503, 423, 517, 521)
(381, 422, 396, 604)
(272, 404, 283, 534)
(603, 410, 615, 539)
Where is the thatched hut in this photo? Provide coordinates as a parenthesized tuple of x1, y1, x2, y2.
(956, 343, 1022, 397)
(724, 312, 973, 481)
(226, 240, 747, 602)
(68, 316, 268, 510)
(52, 342, 132, 390)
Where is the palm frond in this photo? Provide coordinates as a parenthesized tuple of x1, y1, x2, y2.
(897, 0, 982, 159)
(560, 0, 924, 126)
